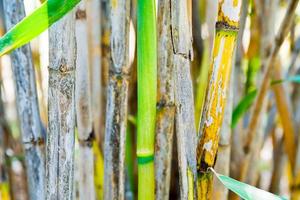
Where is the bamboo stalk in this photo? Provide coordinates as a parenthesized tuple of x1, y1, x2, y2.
(168, 0, 199, 199)
(46, 10, 76, 200)
(75, 2, 95, 200)
(154, 0, 176, 199)
(197, 1, 242, 199)
(212, 67, 234, 200)
(137, 0, 157, 199)
(272, 58, 296, 170)
(86, 0, 102, 147)
(3, 1, 45, 200)
(240, 0, 299, 182)
(104, 0, 131, 198)
(100, 0, 111, 151)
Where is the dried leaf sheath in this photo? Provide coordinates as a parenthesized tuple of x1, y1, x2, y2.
(46, 11, 76, 200)
(154, 0, 176, 199)
(3, 1, 45, 199)
(104, 0, 131, 198)
(197, 0, 242, 199)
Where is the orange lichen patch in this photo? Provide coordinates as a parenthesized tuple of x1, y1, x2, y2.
(198, 30, 237, 169)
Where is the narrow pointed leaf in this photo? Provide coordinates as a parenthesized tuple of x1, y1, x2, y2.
(211, 168, 286, 200)
(232, 75, 300, 129)
(0, 0, 81, 57)
(231, 90, 257, 129)
(271, 75, 300, 85)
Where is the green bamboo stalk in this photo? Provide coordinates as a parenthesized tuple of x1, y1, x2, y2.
(3, 1, 45, 199)
(137, 0, 157, 199)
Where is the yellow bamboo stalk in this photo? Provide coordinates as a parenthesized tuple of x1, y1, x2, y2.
(197, 0, 242, 199)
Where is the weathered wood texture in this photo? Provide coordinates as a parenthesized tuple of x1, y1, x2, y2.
(104, 0, 131, 199)
(170, 0, 198, 199)
(154, 0, 176, 199)
(46, 10, 76, 200)
(75, 1, 95, 200)
(3, 1, 45, 200)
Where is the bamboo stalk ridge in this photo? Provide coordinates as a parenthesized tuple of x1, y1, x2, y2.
(104, 0, 131, 199)
(154, 0, 176, 199)
(75, 1, 95, 200)
(3, 1, 45, 199)
(197, 0, 242, 199)
(46, 9, 76, 200)
(137, 0, 157, 199)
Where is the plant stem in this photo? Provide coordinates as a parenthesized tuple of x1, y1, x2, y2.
(197, 0, 242, 199)
(86, 0, 102, 147)
(104, 0, 131, 199)
(242, 0, 299, 181)
(3, 1, 45, 199)
(75, 1, 95, 200)
(154, 0, 175, 199)
(46, 9, 76, 200)
(137, 0, 157, 199)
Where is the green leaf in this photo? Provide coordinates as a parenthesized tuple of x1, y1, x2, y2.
(210, 168, 286, 200)
(0, 0, 81, 56)
(232, 75, 300, 129)
(271, 75, 300, 85)
(231, 90, 257, 129)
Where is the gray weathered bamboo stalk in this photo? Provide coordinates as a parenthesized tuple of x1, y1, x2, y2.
(75, 2, 95, 200)
(172, 0, 198, 199)
(103, 0, 130, 199)
(154, 0, 176, 199)
(46, 10, 76, 200)
(3, 1, 45, 199)
(86, 0, 102, 146)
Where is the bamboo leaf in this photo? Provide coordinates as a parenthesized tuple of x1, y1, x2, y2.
(0, 0, 81, 56)
(232, 75, 300, 129)
(231, 90, 257, 129)
(271, 75, 300, 85)
(210, 168, 286, 200)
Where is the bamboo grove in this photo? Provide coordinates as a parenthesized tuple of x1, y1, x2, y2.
(1, 0, 300, 199)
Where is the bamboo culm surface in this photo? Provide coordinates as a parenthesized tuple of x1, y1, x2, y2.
(197, 0, 242, 199)
(3, 1, 45, 199)
(137, 0, 157, 199)
(104, 0, 131, 199)
(154, 0, 175, 199)
(75, 1, 95, 200)
(46, 10, 76, 200)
